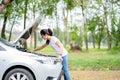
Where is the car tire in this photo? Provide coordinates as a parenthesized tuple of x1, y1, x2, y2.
(4, 68, 34, 80)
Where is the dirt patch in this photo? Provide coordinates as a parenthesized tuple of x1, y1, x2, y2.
(61, 71, 120, 80)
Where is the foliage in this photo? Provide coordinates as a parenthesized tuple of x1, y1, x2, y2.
(69, 25, 83, 50)
(64, 0, 79, 10)
(111, 16, 120, 49)
(53, 27, 65, 43)
(108, 49, 120, 55)
(87, 16, 98, 32)
(0, 0, 14, 13)
(40, 0, 59, 16)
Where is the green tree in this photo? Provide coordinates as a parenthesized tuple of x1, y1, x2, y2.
(110, 0, 120, 49)
(62, 0, 79, 45)
(87, 16, 98, 48)
(8, 0, 25, 41)
(69, 25, 82, 50)
(111, 18, 120, 49)
(40, 0, 59, 16)
(1, 4, 13, 39)
(96, 0, 119, 50)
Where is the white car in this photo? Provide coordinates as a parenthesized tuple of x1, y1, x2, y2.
(0, 17, 62, 80)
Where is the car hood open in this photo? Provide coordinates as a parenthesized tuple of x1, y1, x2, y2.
(12, 16, 41, 44)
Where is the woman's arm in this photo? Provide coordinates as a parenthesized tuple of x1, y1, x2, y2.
(33, 43, 48, 51)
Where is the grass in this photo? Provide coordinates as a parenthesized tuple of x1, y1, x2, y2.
(68, 47, 120, 71)
(68, 52, 120, 71)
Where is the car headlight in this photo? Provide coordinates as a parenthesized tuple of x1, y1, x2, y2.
(36, 59, 58, 64)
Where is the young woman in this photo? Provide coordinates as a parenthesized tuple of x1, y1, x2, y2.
(32, 28, 70, 80)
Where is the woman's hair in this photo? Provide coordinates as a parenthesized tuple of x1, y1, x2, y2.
(40, 28, 53, 44)
(40, 28, 53, 36)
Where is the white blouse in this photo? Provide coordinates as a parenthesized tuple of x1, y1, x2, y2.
(49, 36, 68, 57)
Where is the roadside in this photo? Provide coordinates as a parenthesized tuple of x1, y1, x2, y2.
(62, 71, 120, 80)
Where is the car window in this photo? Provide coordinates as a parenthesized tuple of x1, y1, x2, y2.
(0, 45, 6, 51)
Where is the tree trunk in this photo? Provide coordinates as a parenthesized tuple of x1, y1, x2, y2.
(98, 35, 101, 49)
(103, 6, 111, 50)
(1, 12, 7, 39)
(81, 4, 88, 50)
(106, 27, 111, 50)
(55, 2, 59, 38)
(32, 3, 37, 48)
(8, 17, 16, 41)
(34, 31, 37, 48)
(56, 15, 59, 38)
(92, 32, 95, 48)
(84, 35, 88, 50)
(23, 0, 28, 48)
(0, 0, 14, 13)
(63, 10, 69, 45)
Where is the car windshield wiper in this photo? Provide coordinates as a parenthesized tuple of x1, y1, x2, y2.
(16, 46, 27, 52)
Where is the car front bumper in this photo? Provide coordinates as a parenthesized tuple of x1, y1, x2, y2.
(32, 62, 62, 80)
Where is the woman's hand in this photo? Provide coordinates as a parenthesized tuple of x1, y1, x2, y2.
(57, 55, 63, 62)
(27, 50, 33, 53)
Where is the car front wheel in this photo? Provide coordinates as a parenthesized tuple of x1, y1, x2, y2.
(4, 68, 34, 80)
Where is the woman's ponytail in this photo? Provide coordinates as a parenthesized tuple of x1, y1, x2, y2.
(47, 28, 53, 36)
